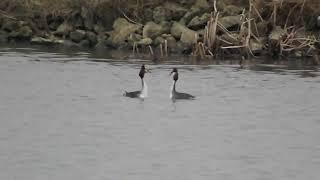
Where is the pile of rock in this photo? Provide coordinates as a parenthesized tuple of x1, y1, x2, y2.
(105, 0, 250, 54)
(0, 0, 318, 58)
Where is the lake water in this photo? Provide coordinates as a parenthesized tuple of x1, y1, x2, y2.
(0, 46, 320, 180)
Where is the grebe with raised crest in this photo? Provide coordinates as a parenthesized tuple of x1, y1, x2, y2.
(124, 65, 148, 99)
(170, 68, 195, 101)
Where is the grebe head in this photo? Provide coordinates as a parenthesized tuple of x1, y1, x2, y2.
(139, 65, 146, 79)
(170, 68, 178, 81)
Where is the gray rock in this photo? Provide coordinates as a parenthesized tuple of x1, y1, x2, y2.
(0, 31, 8, 43)
(171, 22, 194, 40)
(143, 21, 168, 39)
(173, 41, 193, 54)
(154, 34, 177, 50)
(154, 36, 165, 46)
(86, 31, 97, 45)
(19, 26, 33, 38)
(93, 24, 105, 34)
(95, 38, 109, 50)
(179, 7, 202, 25)
(49, 21, 62, 31)
(165, 35, 177, 50)
(143, 8, 154, 22)
(317, 16, 320, 28)
(269, 26, 286, 41)
(187, 13, 211, 30)
(31, 36, 64, 45)
(137, 38, 152, 46)
(180, 28, 197, 45)
(63, 40, 79, 47)
(71, 16, 84, 29)
(2, 20, 21, 32)
(9, 26, 33, 40)
(70, 30, 86, 43)
(128, 33, 142, 42)
(180, 0, 196, 6)
(110, 18, 142, 46)
(153, 6, 170, 23)
(222, 5, 243, 16)
(179, 0, 211, 25)
(194, 0, 209, 9)
(219, 15, 242, 29)
(79, 39, 90, 48)
(55, 21, 73, 37)
(159, 21, 171, 34)
(220, 33, 239, 45)
(255, 21, 269, 36)
(250, 39, 264, 54)
(81, 7, 94, 30)
(163, 2, 188, 21)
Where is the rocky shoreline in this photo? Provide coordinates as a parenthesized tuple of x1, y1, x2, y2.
(0, 0, 319, 63)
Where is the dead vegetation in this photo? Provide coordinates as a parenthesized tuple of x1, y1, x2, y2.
(192, 0, 319, 60)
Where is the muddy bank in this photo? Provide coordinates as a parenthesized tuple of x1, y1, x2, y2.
(0, 0, 320, 63)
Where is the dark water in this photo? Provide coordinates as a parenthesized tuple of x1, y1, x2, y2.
(0, 46, 320, 180)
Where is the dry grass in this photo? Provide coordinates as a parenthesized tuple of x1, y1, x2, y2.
(0, 0, 159, 19)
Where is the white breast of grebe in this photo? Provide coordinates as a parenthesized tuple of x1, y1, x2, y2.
(139, 79, 148, 98)
(169, 81, 175, 99)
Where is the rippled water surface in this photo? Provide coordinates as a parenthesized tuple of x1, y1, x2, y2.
(0, 46, 320, 180)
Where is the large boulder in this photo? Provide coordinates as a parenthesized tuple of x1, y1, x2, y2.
(109, 18, 142, 46)
(171, 22, 196, 45)
(171, 22, 188, 39)
(180, 28, 197, 45)
(143, 21, 169, 39)
(187, 13, 211, 30)
(70, 29, 86, 43)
